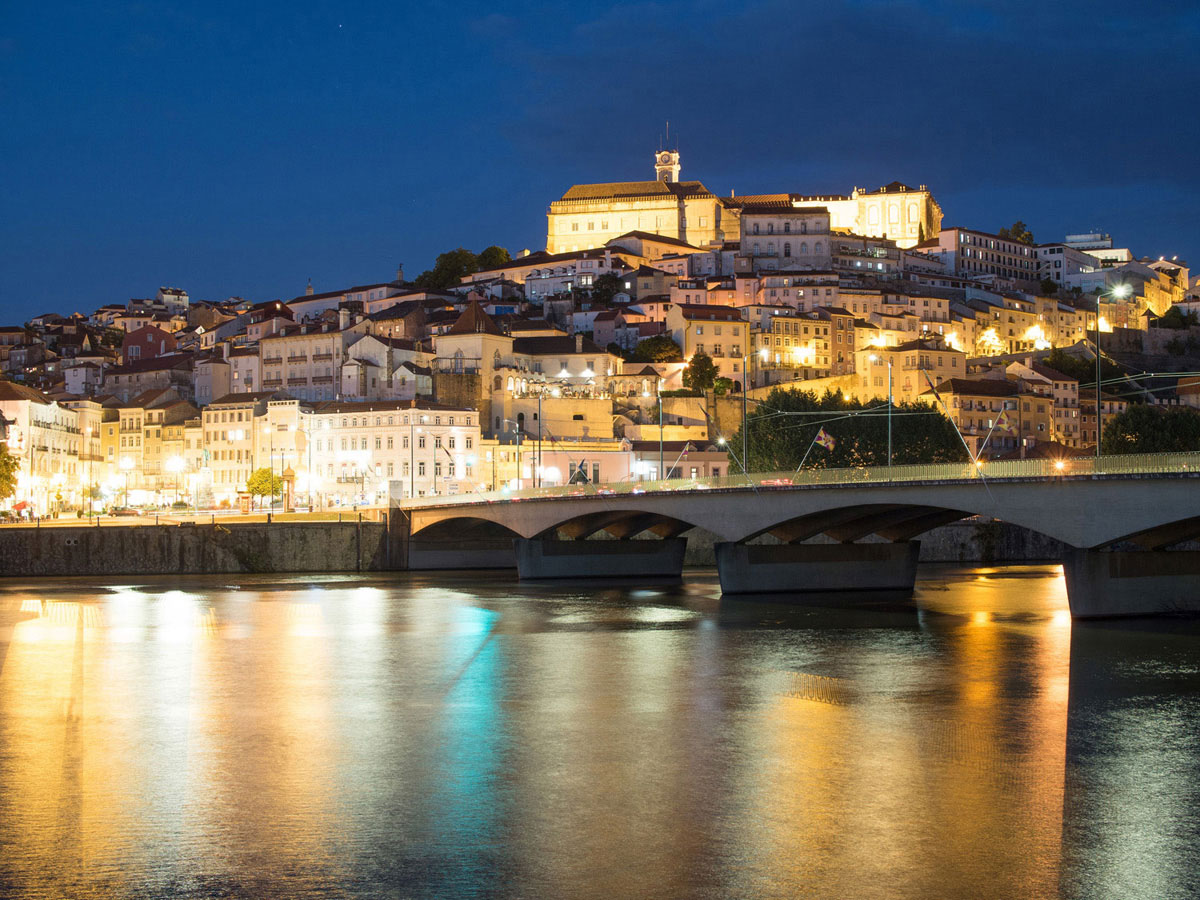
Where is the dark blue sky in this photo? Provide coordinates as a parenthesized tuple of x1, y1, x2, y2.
(3, 1, 1197, 321)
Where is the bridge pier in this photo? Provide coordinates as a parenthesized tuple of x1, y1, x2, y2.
(715, 541, 921, 595)
(1063, 549, 1200, 618)
(514, 537, 686, 580)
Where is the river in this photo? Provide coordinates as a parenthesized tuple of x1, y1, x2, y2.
(1, 566, 1198, 899)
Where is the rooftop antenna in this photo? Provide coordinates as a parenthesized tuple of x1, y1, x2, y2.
(666, 120, 670, 148)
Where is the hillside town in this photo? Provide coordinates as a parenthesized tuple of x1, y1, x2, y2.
(3, 150, 1198, 517)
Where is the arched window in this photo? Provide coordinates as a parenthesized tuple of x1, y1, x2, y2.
(889, 204, 900, 224)
(506, 376, 514, 391)
(768, 242, 775, 256)
(814, 242, 823, 255)
(493, 375, 502, 390)
(868, 207, 880, 226)
(453, 349, 464, 374)
(908, 203, 919, 221)
(784, 242, 791, 258)
(492, 349, 501, 368)
(800, 242, 809, 255)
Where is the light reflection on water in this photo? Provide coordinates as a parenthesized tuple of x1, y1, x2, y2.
(0, 565, 1197, 899)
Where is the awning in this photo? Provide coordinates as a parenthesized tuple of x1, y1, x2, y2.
(12, 500, 29, 511)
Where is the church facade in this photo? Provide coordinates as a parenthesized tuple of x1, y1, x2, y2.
(546, 152, 942, 253)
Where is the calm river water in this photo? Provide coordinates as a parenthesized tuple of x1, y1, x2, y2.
(1, 566, 1198, 899)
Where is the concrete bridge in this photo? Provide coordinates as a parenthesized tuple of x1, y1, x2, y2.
(393, 453, 1200, 617)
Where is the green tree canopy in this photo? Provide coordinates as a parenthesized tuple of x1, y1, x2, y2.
(1103, 404, 1200, 454)
(1039, 278, 1059, 296)
(246, 467, 283, 500)
(476, 245, 512, 270)
(733, 388, 969, 472)
(997, 221, 1035, 245)
(682, 351, 718, 391)
(1155, 305, 1199, 330)
(1043, 349, 1127, 390)
(0, 443, 18, 502)
(414, 248, 480, 291)
(630, 335, 683, 362)
(589, 273, 623, 305)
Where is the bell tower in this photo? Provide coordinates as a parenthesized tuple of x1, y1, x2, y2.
(654, 149, 680, 183)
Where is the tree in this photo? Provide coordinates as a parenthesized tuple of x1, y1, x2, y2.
(682, 352, 718, 392)
(1156, 305, 1199, 330)
(1103, 404, 1200, 454)
(0, 443, 18, 502)
(414, 248, 480, 290)
(732, 388, 969, 472)
(589, 273, 623, 305)
(997, 221, 1035, 245)
(713, 377, 733, 395)
(476, 245, 512, 270)
(1043, 349, 1126, 389)
(1039, 278, 1059, 297)
(630, 335, 683, 362)
(246, 467, 283, 508)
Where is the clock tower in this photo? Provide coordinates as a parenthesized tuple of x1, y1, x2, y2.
(654, 149, 680, 183)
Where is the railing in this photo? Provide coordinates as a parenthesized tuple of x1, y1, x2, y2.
(398, 450, 1200, 509)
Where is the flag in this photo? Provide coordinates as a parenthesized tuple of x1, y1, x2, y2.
(815, 427, 836, 450)
(995, 408, 1017, 436)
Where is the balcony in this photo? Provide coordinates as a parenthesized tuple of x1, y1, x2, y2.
(263, 378, 283, 388)
(312, 376, 334, 384)
(313, 353, 333, 361)
(287, 356, 307, 363)
(262, 357, 283, 366)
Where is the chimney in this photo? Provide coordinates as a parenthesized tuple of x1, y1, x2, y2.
(575, 333, 583, 353)
(338, 308, 350, 330)
(396, 263, 404, 282)
(305, 278, 313, 297)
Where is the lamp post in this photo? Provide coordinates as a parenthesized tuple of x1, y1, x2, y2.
(505, 419, 522, 489)
(84, 426, 93, 517)
(120, 455, 134, 508)
(869, 353, 894, 467)
(167, 455, 185, 506)
(1094, 283, 1131, 457)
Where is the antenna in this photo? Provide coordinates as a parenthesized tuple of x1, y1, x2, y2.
(666, 120, 670, 148)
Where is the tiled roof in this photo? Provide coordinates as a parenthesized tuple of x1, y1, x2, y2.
(0, 380, 52, 405)
(445, 300, 504, 336)
(512, 335, 607, 356)
(930, 378, 1018, 397)
(559, 180, 714, 202)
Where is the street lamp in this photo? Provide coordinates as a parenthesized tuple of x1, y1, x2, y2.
(167, 455, 185, 506)
(504, 419, 522, 489)
(1094, 283, 1131, 457)
(869, 353, 893, 467)
(119, 455, 134, 508)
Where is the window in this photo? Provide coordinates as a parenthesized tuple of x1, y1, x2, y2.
(418, 462, 425, 476)
(418, 436, 426, 449)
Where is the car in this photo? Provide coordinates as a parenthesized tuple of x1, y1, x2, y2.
(111, 507, 143, 516)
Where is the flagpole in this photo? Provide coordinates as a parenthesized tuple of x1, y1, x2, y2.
(795, 431, 820, 473)
(921, 367, 978, 464)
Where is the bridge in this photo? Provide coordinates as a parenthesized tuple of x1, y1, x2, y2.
(392, 452, 1200, 618)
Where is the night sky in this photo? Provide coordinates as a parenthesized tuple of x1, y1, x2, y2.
(3, 1, 1197, 321)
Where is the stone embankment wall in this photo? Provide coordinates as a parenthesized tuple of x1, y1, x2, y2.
(0, 522, 390, 577)
(0, 518, 1071, 578)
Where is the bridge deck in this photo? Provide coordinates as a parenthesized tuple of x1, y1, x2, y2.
(396, 451, 1200, 512)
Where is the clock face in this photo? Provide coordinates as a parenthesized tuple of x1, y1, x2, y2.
(659, 152, 672, 164)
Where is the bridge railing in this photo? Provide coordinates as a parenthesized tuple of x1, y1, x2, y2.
(396, 450, 1200, 509)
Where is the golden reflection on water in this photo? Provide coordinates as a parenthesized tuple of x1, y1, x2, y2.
(0, 568, 1195, 899)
